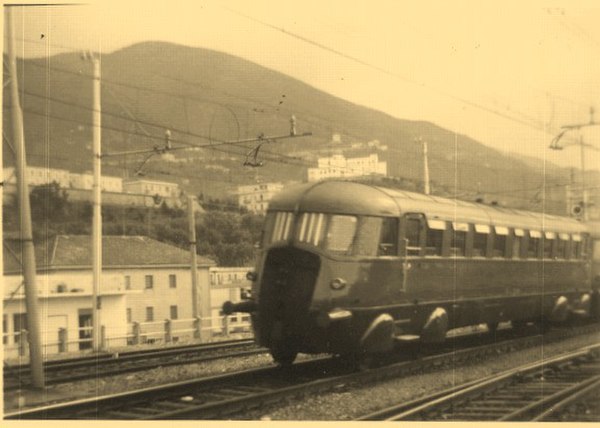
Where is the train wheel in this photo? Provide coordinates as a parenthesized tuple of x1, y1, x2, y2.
(511, 320, 528, 331)
(487, 322, 499, 338)
(534, 320, 551, 333)
(591, 290, 600, 321)
(338, 351, 373, 371)
(270, 346, 297, 367)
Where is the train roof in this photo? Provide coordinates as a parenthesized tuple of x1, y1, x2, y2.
(268, 181, 587, 234)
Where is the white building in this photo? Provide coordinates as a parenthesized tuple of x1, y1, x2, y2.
(69, 172, 123, 193)
(2, 235, 216, 357)
(123, 178, 181, 198)
(3, 166, 71, 188)
(307, 152, 387, 182)
(4, 167, 123, 193)
(237, 182, 284, 214)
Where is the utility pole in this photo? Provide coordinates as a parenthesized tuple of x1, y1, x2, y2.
(550, 107, 598, 222)
(566, 168, 575, 216)
(579, 135, 588, 221)
(187, 194, 210, 341)
(187, 194, 199, 321)
(7, 7, 45, 388)
(82, 51, 103, 351)
(417, 137, 430, 195)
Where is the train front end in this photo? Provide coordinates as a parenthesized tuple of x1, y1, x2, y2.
(223, 181, 403, 365)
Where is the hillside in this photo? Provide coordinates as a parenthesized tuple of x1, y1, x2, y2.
(2, 41, 579, 212)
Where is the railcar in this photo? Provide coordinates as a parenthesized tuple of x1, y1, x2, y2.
(223, 181, 598, 365)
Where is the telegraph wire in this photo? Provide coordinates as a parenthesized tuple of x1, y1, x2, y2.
(221, 7, 580, 138)
(11, 35, 578, 145)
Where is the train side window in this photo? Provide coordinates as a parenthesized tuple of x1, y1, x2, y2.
(572, 234, 582, 258)
(557, 233, 569, 259)
(404, 215, 424, 256)
(425, 219, 446, 256)
(543, 231, 555, 259)
(353, 216, 383, 256)
(512, 228, 524, 259)
(528, 230, 542, 259)
(378, 217, 398, 256)
(492, 226, 508, 258)
(565, 234, 573, 259)
(451, 222, 468, 257)
(472, 224, 489, 257)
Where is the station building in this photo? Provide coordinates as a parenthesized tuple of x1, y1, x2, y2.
(2, 235, 216, 358)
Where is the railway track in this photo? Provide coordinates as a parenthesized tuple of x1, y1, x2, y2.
(359, 343, 600, 421)
(3, 339, 263, 391)
(6, 322, 598, 420)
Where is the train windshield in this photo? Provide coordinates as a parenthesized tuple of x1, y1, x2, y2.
(324, 215, 357, 254)
(264, 211, 397, 256)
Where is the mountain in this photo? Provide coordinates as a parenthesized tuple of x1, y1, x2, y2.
(2, 41, 578, 212)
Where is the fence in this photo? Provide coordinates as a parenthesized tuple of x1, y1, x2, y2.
(2, 313, 251, 359)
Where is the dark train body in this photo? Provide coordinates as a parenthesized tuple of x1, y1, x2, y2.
(224, 181, 598, 364)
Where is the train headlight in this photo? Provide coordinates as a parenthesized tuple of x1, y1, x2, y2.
(330, 277, 347, 290)
(246, 271, 258, 282)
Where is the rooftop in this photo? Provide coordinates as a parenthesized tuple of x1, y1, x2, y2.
(3, 235, 215, 274)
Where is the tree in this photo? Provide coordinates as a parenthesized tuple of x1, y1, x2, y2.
(30, 181, 69, 223)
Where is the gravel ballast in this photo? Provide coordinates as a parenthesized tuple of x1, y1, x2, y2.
(254, 330, 600, 421)
(4, 330, 599, 419)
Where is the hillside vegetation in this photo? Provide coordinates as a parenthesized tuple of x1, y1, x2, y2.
(2, 41, 583, 213)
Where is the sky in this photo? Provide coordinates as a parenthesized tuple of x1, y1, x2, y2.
(4, 0, 600, 171)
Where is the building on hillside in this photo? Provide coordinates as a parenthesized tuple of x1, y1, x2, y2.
(307, 152, 387, 182)
(69, 172, 123, 193)
(2, 235, 216, 357)
(237, 182, 284, 214)
(3, 167, 123, 193)
(3, 166, 71, 188)
(123, 178, 181, 198)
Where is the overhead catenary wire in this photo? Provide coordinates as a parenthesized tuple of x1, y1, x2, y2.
(7, 37, 595, 204)
(14, 104, 590, 209)
(10, 35, 584, 147)
(19, 87, 578, 184)
(14, 87, 594, 209)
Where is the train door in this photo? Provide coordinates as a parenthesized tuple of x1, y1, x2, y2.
(78, 309, 92, 350)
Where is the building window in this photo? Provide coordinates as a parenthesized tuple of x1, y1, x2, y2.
(146, 307, 154, 322)
(169, 274, 177, 288)
(126, 308, 132, 323)
(2, 315, 7, 345)
(145, 275, 154, 289)
(170, 305, 178, 320)
(125, 275, 131, 290)
(13, 313, 27, 345)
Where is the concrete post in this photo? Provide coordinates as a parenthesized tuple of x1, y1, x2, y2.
(132, 322, 141, 345)
(58, 328, 67, 353)
(165, 319, 172, 343)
